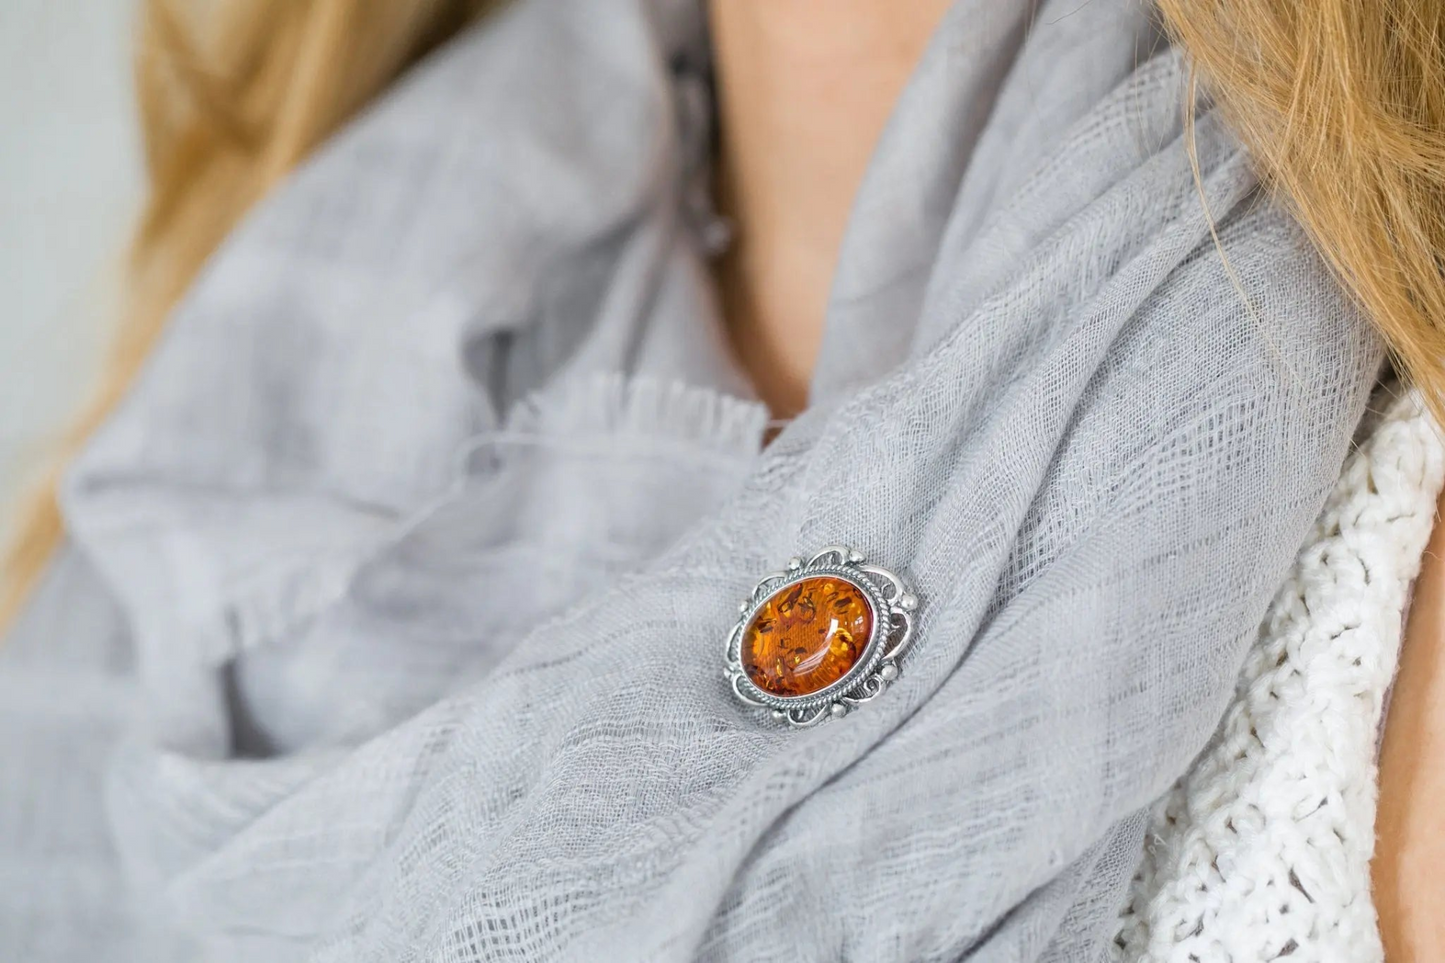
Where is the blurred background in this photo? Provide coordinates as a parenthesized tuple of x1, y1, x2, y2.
(0, 1, 140, 541)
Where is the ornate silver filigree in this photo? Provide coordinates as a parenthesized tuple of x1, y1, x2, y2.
(725, 545, 918, 728)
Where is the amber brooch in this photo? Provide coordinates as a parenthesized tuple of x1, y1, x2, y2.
(725, 545, 918, 727)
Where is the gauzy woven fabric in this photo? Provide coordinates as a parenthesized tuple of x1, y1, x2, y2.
(1114, 389, 1445, 962)
(0, 0, 1389, 960)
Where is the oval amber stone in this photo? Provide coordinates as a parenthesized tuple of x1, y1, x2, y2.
(741, 576, 874, 698)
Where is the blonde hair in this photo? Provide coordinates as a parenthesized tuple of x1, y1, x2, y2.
(0, 0, 496, 622)
(4, 0, 1444, 622)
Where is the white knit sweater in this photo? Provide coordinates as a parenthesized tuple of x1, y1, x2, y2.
(1114, 391, 1445, 962)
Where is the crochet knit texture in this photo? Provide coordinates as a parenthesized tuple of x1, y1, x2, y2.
(1115, 390, 1445, 962)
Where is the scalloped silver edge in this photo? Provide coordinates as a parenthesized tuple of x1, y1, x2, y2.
(725, 545, 918, 728)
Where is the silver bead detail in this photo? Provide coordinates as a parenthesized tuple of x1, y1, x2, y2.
(726, 545, 917, 728)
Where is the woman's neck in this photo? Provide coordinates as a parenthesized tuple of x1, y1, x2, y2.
(709, 0, 952, 418)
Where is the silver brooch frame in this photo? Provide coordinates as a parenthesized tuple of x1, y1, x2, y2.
(725, 545, 918, 728)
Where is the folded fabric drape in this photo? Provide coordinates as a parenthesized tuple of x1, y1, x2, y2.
(2, 0, 1383, 959)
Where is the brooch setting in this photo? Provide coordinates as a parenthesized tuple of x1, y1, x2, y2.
(725, 546, 917, 727)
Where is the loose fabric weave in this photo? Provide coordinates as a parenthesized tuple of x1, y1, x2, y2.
(1116, 389, 1445, 962)
(0, 0, 1388, 959)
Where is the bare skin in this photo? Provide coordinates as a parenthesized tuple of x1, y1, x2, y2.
(712, 4, 1438, 958)
(1375, 491, 1445, 961)
(708, 0, 952, 418)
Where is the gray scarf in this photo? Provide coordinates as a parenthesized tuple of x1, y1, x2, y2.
(41, 0, 1378, 958)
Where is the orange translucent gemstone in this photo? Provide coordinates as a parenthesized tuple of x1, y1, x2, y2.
(741, 576, 873, 698)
